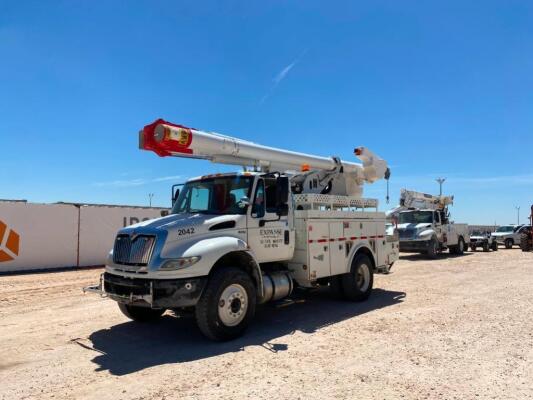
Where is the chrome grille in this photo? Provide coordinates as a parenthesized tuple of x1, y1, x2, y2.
(399, 229, 416, 239)
(113, 234, 155, 266)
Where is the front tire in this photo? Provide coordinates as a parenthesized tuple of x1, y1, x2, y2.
(470, 245, 477, 252)
(341, 254, 374, 301)
(426, 238, 438, 259)
(195, 267, 256, 341)
(491, 241, 498, 251)
(482, 242, 490, 252)
(118, 303, 165, 322)
(505, 238, 513, 249)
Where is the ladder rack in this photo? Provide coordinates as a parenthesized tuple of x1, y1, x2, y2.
(293, 193, 378, 211)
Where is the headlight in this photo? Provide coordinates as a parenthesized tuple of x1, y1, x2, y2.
(160, 256, 201, 270)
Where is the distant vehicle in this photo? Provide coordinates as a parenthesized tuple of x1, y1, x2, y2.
(491, 225, 531, 249)
(520, 206, 533, 252)
(388, 189, 469, 259)
(469, 231, 498, 252)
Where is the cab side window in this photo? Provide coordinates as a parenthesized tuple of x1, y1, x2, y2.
(264, 178, 278, 214)
(434, 211, 440, 224)
(252, 179, 265, 218)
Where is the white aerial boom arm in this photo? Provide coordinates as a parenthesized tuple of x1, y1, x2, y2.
(386, 189, 454, 218)
(139, 119, 390, 197)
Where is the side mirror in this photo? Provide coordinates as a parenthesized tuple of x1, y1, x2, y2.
(172, 188, 180, 205)
(275, 176, 289, 210)
(160, 210, 169, 217)
(277, 203, 289, 217)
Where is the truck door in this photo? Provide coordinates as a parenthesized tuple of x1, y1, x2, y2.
(433, 211, 443, 243)
(247, 177, 294, 263)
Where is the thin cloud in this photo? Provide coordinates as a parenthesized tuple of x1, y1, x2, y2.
(272, 61, 297, 86)
(93, 175, 183, 187)
(261, 49, 308, 104)
(153, 175, 183, 182)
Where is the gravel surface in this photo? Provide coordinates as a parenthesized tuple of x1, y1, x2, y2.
(1, 249, 532, 400)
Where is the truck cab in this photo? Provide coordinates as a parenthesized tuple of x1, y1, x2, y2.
(396, 208, 468, 258)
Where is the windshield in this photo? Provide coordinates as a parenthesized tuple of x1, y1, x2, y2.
(172, 176, 253, 215)
(496, 226, 514, 233)
(398, 211, 433, 224)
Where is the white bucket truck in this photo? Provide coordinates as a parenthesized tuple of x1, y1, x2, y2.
(387, 189, 469, 258)
(85, 119, 398, 340)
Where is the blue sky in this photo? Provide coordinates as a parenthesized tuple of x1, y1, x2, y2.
(1, 1, 532, 225)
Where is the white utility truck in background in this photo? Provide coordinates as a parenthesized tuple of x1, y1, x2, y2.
(387, 189, 469, 258)
(85, 119, 399, 340)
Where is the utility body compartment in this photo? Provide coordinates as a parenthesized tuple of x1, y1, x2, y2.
(289, 209, 398, 287)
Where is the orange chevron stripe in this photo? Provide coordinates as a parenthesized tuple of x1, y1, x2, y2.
(0, 221, 6, 244)
(0, 220, 20, 262)
(6, 230, 19, 256)
(0, 250, 13, 262)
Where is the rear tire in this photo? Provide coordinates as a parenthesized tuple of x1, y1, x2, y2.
(505, 238, 513, 249)
(426, 238, 438, 259)
(329, 275, 345, 299)
(520, 233, 532, 252)
(454, 237, 465, 255)
(195, 267, 256, 341)
(118, 303, 165, 322)
(341, 254, 374, 301)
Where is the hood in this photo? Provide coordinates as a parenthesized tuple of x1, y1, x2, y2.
(491, 232, 511, 237)
(397, 223, 432, 230)
(119, 213, 241, 241)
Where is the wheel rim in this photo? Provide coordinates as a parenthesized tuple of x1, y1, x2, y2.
(459, 239, 464, 252)
(218, 284, 248, 327)
(356, 263, 371, 292)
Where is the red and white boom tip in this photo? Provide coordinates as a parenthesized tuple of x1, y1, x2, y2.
(139, 119, 194, 157)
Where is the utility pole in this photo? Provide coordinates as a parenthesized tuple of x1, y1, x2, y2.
(149, 193, 154, 207)
(516, 206, 520, 225)
(436, 177, 446, 196)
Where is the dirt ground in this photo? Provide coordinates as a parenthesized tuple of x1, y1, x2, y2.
(1, 248, 532, 400)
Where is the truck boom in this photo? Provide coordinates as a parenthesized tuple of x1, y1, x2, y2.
(139, 119, 389, 197)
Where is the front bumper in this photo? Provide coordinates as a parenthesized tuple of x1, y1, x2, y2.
(84, 272, 207, 309)
(491, 237, 507, 244)
(399, 240, 431, 252)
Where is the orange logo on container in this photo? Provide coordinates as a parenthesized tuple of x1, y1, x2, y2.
(0, 220, 20, 262)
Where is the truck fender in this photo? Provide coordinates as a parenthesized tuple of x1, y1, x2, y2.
(347, 242, 377, 272)
(180, 236, 264, 298)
